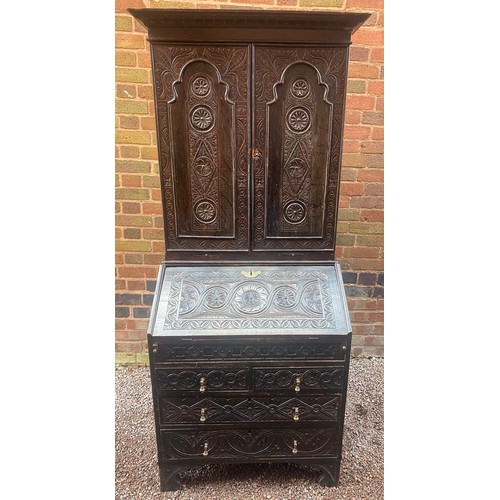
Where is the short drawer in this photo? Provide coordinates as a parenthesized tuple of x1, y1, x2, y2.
(160, 427, 339, 461)
(253, 366, 344, 393)
(156, 367, 249, 393)
(159, 394, 342, 425)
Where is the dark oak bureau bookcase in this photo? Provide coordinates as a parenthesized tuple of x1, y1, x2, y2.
(129, 8, 370, 491)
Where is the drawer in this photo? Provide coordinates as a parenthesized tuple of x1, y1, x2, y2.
(156, 367, 249, 393)
(152, 338, 347, 363)
(160, 427, 339, 461)
(159, 394, 342, 425)
(253, 366, 344, 393)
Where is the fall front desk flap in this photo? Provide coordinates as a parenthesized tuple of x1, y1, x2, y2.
(149, 264, 351, 336)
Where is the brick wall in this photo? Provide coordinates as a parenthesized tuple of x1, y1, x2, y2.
(115, 0, 384, 364)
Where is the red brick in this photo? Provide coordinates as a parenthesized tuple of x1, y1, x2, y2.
(115, 228, 122, 239)
(345, 110, 361, 124)
(115, 319, 127, 330)
(116, 84, 136, 99)
(116, 0, 145, 13)
(342, 140, 361, 153)
(144, 253, 164, 265)
(360, 141, 384, 154)
(121, 174, 142, 187)
(347, 0, 383, 7)
(151, 189, 162, 201)
(350, 46, 369, 62)
(230, 0, 275, 4)
(115, 252, 124, 264)
(352, 29, 384, 47)
(276, 0, 298, 4)
(122, 202, 141, 214)
(342, 247, 380, 259)
(372, 127, 384, 140)
(349, 258, 384, 271)
(127, 319, 149, 330)
(348, 63, 379, 79)
(350, 196, 383, 209)
(119, 115, 140, 130)
(120, 146, 140, 158)
(127, 280, 146, 291)
(344, 125, 371, 140)
(376, 97, 384, 111)
(358, 169, 384, 182)
(346, 95, 376, 111)
(364, 183, 384, 196)
(138, 85, 153, 99)
(141, 117, 156, 130)
(115, 341, 143, 353)
(152, 241, 166, 253)
(125, 253, 143, 264)
(370, 48, 384, 62)
(116, 279, 126, 290)
(118, 267, 149, 279)
(137, 51, 152, 68)
(360, 209, 384, 222)
(143, 202, 163, 215)
(141, 147, 158, 160)
(368, 80, 384, 95)
(340, 182, 364, 196)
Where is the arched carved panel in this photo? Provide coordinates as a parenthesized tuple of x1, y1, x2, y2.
(254, 46, 349, 251)
(266, 63, 333, 238)
(170, 60, 235, 238)
(151, 45, 249, 251)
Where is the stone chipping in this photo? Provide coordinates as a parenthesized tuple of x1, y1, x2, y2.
(115, 358, 383, 500)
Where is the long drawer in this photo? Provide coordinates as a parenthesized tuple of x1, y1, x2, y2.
(155, 365, 344, 394)
(158, 394, 342, 425)
(159, 427, 339, 461)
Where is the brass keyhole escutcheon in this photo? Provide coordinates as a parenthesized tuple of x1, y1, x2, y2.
(199, 376, 206, 392)
(292, 440, 298, 454)
(203, 442, 209, 457)
(293, 407, 299, 421)
(200, 408, 207, 422)
(241, 270, 261, 278)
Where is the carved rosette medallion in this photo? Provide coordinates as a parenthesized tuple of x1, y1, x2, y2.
(194, 156, 214, 178)
(204, 286, 228, 309)
(194, 200, 217, 223)
(287, 107, 311, 133)
(284, 200, 306, 224)
(192, 76, 211, 96)
(274, 286, 297, 308)
(291, 78, 310, 98)
(234, 282, 269, 314)
(190, 105, 214, 132)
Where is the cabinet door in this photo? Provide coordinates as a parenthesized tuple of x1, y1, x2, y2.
(152, 45, 250, 252)
(253, 46, 349, 252)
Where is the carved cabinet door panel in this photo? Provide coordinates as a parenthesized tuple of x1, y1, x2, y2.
(151, 45, 250, 252)
(253, 46, 349, 252)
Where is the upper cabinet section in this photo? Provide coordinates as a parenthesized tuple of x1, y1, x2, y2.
(151, 44, 250, 252)
(129, 9, 371, 261)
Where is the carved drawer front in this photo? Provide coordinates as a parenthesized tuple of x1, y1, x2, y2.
(156, 368, 249, 393)
(159, 395, 342, 425)
(160, 427, 339, 461)
(153, 339, 347, 363)
(253, 366, 344, 393)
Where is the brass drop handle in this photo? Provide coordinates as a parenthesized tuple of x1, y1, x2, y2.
(200, 408, 207, 422)
(294, 376, 301, 392)
(342, 345, 347, 351)
(292, 439, 298, 454)
(199, 376, 206, 393)
(152, 343, 158, 354)
(293, 407, 299, 421)
(203, 442, 209, 457)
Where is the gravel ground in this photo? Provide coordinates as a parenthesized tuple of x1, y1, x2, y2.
(115, 358, 383, 499)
